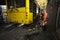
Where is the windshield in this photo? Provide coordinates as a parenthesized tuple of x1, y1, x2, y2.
(16, 0, 25, 8)
(7, 0, 25, 9)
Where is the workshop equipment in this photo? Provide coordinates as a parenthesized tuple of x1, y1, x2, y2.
(1, 5, 7, 23)
(6, 0, 48, 31)
(6, 0, 36, 24)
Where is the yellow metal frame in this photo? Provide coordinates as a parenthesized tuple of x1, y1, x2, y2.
(6, 0, 33, 24)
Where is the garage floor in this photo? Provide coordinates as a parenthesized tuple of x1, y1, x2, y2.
(0, 24, 58, 40)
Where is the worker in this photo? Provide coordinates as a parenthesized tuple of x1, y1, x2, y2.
(0, 6, 3, 24)
(34, 0, 48, 31)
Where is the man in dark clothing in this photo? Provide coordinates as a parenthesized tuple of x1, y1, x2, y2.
(0, 6, 3, 24)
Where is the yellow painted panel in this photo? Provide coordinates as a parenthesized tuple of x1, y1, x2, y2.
(7, 0, 33, 24)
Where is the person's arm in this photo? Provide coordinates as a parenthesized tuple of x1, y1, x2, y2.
(44, 11, 47, 21)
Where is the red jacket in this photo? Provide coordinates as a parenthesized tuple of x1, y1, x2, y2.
(39, 11, 47, 25)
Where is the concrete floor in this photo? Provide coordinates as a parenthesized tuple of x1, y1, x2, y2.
(0, 27, 50, 40)
(0, 26, 27, 40)
(0, 25, 58, 40)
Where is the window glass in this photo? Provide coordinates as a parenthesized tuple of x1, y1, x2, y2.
(7, 0, 25, 9)
(16, 0, 25, 7)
